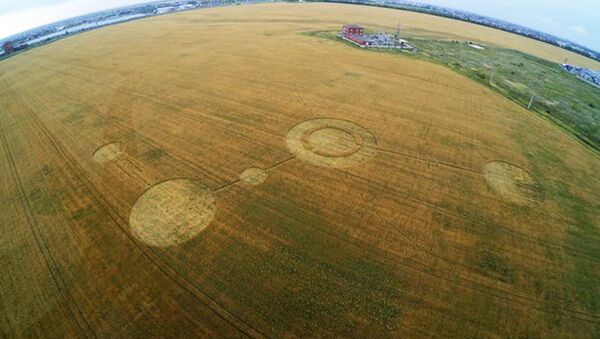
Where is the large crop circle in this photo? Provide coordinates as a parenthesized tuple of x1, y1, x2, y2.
(286, 118, 377, 168)
(129, 179, 216, 247)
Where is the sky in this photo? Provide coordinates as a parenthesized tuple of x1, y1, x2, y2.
(421, 0, 600, 50)
(0, 0, 599, 50)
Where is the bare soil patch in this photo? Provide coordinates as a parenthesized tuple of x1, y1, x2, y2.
(286, 118, 377, 168)
(129, 179, 216, 247)
(484, 161, 544, 206)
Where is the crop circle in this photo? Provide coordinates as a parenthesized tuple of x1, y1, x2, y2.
(93, 143, 123, 163)
(484, 161, 544, 206)
(129, 179, 216, 247)
(286, 118, 377, 168)
(240, 168, 269, 186)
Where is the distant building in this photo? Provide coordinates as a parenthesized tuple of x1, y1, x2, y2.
(156, 6, 177, 14)
(561, 63, 600, 88)
(155, 3, 196, 15)
(2, 41, 14, 54)
(342, 24, 364, 37)
(341, 24, 368, 46)
(338, 24, 414, 50)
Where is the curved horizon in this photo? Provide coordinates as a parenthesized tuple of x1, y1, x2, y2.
(0, 0, 599, 53)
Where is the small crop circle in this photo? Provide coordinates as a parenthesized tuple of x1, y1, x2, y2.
(93, 143, 123, 163)
(240, 167, 269, 186)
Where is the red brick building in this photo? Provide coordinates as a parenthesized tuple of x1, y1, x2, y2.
(2, 41, 14, 54)
(345, 35, 367, 46)
(342, 24, 364, 37)
(341, 24, 367, 47)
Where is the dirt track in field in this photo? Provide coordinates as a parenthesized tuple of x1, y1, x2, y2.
(0, 3, 599, 338)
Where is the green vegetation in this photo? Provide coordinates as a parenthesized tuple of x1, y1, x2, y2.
(27, 188, 61, 215)
(474, 249, 516, 284)
(61, 104, 90, 125)
(143, 148, 166, 161)
(512, 125, 600, 330)
(306, 30, 600, 153)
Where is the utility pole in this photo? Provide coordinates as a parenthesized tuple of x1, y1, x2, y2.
(527, 94, 535, 110)
(528, 75, 543, 110)
(395, 21, 401, 46)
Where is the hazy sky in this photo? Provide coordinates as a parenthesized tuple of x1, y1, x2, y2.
(422, 0, 600, 50)
(0, 0, 598, 50)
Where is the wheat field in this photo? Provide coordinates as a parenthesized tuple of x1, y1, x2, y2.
(0, 3, 599, 337)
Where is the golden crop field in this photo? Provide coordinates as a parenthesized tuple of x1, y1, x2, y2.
(1, 2, 599, 337)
